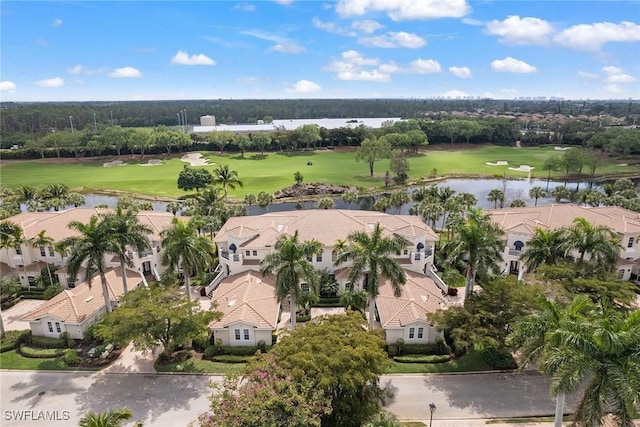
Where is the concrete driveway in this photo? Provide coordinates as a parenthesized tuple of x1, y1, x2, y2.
(1, 299, 45, 331)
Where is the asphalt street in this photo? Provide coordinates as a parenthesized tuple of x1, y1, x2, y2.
(0, 370, 577, 427)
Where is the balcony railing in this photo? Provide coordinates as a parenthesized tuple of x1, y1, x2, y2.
(508, 249, 522, 256)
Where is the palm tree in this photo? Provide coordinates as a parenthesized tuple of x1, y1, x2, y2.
(161, 217, 215, 305)
(29, 230, 54, 285)
(318, 198, 335, 209)
(257, 191, 273, 211)
(562, 217, 621, 271)
(542, 302, 640, 426)
(212, 164, 243, 199)
(551, 186, 571, 203)
(444, 208, 504, 298)
(166, 201, 183, 216)
(0, 221, 22, 262)
(60, 215, 115, 313)
(528, 186, 546, 206)
(520, 228, 566, 271)
(510, 199, 526, 208)
(390, 191, 410, 214)
(339, 289, 368, 313)
(103, 207, 152, 294)
(244, 193, 257, 207)
(341, 190, 358, 209)
(487, 189, 505, 209)
(78, 407, 133, 427)
(260, 230, 321, 331)
(373, 196, 391, 213)
(334, 223, 408, 329)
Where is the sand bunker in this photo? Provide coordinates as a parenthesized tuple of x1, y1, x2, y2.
(181, 153, 211, 166)
(103, 160, 127, 167)
(486, 160, 508, 166)
(508, 164, 535, 172)
(140, 159, 162, 167)
(554, 146, 571, 151)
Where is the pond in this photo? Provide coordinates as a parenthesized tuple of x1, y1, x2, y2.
(72, 177, 598, 215)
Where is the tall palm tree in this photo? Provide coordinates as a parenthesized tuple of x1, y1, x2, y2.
(212, 164, 243, 199)
(260, 230, 321, 331)
(334, 223, 408, 329)
(78, 407, 133, 427)
(444, 208, 504, 298)
(161, 217, 215, 305)
(542, 302, 640, 426)
(562, 217, 621, 271)
(60, 215, 115, 313)
(339, 289, 368, 313)
(0, 221, 22, 262)
(341, 190, 359, 209)
(520, 228, 566, 272)
(487, 189, 505, 209)
(390, 191, 410, 214)
(103, 207, 152, 294)
(528, 186, 546, 206)
(29, 230, 55, 285)
(509, 295, 594, 427)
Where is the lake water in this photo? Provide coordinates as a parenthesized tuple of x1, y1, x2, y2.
(73, 178, 596, 215)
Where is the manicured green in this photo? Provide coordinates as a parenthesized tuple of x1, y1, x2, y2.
(19, 344, 66, 358)
(385, 349, 494, 374)
(0, 330, 30, 353)
(154, 358, 246, 374)
(0, 349, 98, 371)
(1, 146, 635, 199)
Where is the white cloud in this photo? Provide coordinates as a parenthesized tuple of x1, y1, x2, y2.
(409, 59, 441, 73)
(485, 15, 553, 45)
(53, 19, 63, 27)
(577, 71, 599, 79)
(602, 65, 624, 75)
(67, 64, 104, 75)
(461, 17, 484, 26)
(273, 0, 294, 4)
(285, 79, 322, 94)
(0, 81, 17, 93)
(359, 31, 426, 48)
(491, 57, 537, 73)
(270, 43, 305, 54)
(341, 50, 379, 66)
(605, 73, 636, 83)
(336, 0, 470, 21)
(605, 84, 622, 93)
(312, 18, 356, 36)
(449, 66, 472, 78)
(555, 21, 640, 51)
(337, 70, 391, 82)
(171, 51, 215, 65)
(108, 67, 142, 78)
(443, 90, 468, 97)
(352, 19, 383, 33)
(234, 2, 255, 11)
(34, 77, 64, 88)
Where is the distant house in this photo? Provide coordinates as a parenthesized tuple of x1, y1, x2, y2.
(0, 208, 176, 289)
(210, 209, 450, 345)
(209, 270, 279, 347)
(20, 267, 143, 339)
(487, 204, 640, 280)
(377, 270, 448, 345)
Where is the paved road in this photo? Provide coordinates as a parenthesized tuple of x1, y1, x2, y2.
(0, 370, 577, 426)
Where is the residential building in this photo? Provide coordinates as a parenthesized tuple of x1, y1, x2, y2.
(0, 208, 176, 289)
(20, 267, 143, 339)
(211, 209, 449, 345)
(487, 204, 640, 280)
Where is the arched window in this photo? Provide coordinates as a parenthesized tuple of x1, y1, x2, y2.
(513, 241, 524, 251)
(417, 242, 425, 251)
(229, 243, 237, 253)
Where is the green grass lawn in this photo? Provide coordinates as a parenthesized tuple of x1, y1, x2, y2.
(385, 349, 494, 374)
(154, 358, 246, 375)
(2, 146, 635, 200)
(0, 350, 98, 371)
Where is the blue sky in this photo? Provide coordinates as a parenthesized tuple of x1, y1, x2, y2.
(1, 1, 639, 102)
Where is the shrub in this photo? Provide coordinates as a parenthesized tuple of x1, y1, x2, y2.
(19, 344, 66, 358)
(63, 349, 81, 365)
(211, 355, 250, 363)
(43, 284, 63, 300)
(30, 335, 67, 349)
(192, 334, 210, 352)
(203, 345, 218, 359)
(0, 330, 30, 353)
(393, 354, 451, 363)
(257, 339, 266, 351)
(402, 341, 451, 356)
(295, 315, 311, 323)
(395, 338, 405, 355)
(83, 325, 99, 343)
(481, 347, 517, 370)
(387, 344, 399, 357)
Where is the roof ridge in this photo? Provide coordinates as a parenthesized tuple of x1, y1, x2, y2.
(66, 289, 80, 320)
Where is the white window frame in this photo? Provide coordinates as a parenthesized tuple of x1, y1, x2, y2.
(234, 329, 241, 340)
(48, 246, 55, 257)
(40, 246, 46, 257)
(243, 329, 250, 340)
(418, 327, 424, 339)
(47, 322, 53, 333)
(409, 327, 415, 339)
(628, 237, 634, 248)
(55, 322, 61, 333)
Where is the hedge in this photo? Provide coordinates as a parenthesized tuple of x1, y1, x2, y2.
(30, 335, 67, 349)
(295, 315, 311, 323)
(19, 344, 66, 358)
(0, 330, 31, 353)
(211, 355, 250, 363)
(393, 354, 451, 364)
(203, 345, 269, 358)
(480, 347, 517, 370)
(387, 341, 451, 357)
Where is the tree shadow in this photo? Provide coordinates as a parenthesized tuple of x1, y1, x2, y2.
(231, 154, 267, 161)
(8, 371, 89, 408)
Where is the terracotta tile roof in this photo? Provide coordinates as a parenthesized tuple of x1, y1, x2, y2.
(214, 209, 438, 247)
(5, 208, 176, 243)
(487, 204, 640, 235)
(209, 270, 279, 330)
(20, 267, 142, 324)
(376, 270, 448, 328)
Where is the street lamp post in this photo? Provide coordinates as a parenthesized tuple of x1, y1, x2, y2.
(69, 116, 74, 133)
(428, 403, 436, 427)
